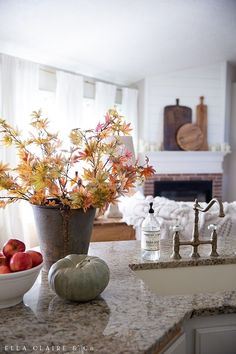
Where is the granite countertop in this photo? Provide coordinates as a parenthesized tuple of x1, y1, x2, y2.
(1, 240, 236, 354)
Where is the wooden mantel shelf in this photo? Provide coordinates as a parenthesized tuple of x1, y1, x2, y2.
(91, 217, 136, 242)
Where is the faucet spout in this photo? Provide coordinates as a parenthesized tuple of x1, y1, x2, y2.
(194, 198, 225, 217)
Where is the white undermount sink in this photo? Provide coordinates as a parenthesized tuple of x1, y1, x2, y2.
(134, 263, 236, 296)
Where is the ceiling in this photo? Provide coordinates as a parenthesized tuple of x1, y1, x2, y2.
(0, 0, 236, 85)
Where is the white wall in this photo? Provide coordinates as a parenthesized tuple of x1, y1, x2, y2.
(135, 79, 146, 140)
(138, 63, 227, 147)
(223, 63, 234, 143)
(222, 63, 236, 201)
(224, 82, 236, 201)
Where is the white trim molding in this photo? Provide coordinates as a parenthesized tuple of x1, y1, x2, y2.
(140, 151, 229, 174)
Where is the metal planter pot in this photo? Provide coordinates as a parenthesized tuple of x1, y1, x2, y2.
(32, 205, 96, 272)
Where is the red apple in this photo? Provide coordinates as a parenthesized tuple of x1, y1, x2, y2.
(9, 252, 32, 272)
(0, 253, 8, 266)
(0, 264, 12, 274)
(26, 250, 43, 267)
(2, 239, 26, 258)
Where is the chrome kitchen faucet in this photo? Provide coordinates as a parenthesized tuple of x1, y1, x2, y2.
(171, 198, 225, 259)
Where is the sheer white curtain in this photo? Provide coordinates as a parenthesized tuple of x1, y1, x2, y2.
(55, 71, 84, 142)
(121, 87, 138, 151)
(95, 81, 116, 123)
(0, 54, 39, 248)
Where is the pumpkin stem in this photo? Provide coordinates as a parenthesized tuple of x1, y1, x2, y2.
(76, 257, 91, 268)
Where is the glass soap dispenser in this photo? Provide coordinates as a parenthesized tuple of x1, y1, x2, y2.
(141, 202, 160, 261)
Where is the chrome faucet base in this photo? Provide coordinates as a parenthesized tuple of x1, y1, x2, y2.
(190, 251, 200, 259)
(210, 250, 219, 257)
(170, 252, 181, 260)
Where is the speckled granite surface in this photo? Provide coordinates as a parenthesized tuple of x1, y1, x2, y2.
(1, 240, 236, 354)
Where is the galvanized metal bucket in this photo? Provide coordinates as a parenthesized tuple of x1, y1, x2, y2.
(32, 205, 96, 272)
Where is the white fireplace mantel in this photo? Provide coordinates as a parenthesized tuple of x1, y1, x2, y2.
(139, 151, 229, 174)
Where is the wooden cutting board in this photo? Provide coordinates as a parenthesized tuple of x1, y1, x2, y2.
(196, 96, 208, 150)
(163, 98, 192, 150)
(176, 123, 204, 151)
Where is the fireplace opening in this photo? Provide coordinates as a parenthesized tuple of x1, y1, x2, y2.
(154, 180, 213, 203)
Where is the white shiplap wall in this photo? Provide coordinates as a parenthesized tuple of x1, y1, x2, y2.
(223, 82, 236, 201)
(140, 63, 226, 146)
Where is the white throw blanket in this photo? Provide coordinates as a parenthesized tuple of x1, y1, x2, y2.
(119, 193, 236, 253)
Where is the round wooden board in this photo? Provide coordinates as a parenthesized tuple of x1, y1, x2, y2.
(176, 123, 204, 151)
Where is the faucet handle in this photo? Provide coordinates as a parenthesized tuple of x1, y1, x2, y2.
(171, 224, 183, 232)
(208, 224, 219, 257)
(208, 224, 218, 231)
(170, 224, 182, 260)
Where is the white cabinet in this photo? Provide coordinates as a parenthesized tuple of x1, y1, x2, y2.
(162, 333, 186, 354)
(162, 314, 236, 354)
(195, 325, 236, 354)
(184, 313, 236, 354)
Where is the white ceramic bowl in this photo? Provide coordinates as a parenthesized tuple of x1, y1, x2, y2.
(0, 263, 43, 309)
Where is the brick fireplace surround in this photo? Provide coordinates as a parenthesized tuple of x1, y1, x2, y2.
(144, 173, 223, 200)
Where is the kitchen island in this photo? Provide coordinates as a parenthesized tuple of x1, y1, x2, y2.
(1, 240, 236, 354)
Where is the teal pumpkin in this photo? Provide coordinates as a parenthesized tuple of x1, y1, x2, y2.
(48, 254, 110, 302)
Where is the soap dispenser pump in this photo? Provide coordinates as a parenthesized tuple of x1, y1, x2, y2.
(141, 202, 160, 261)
